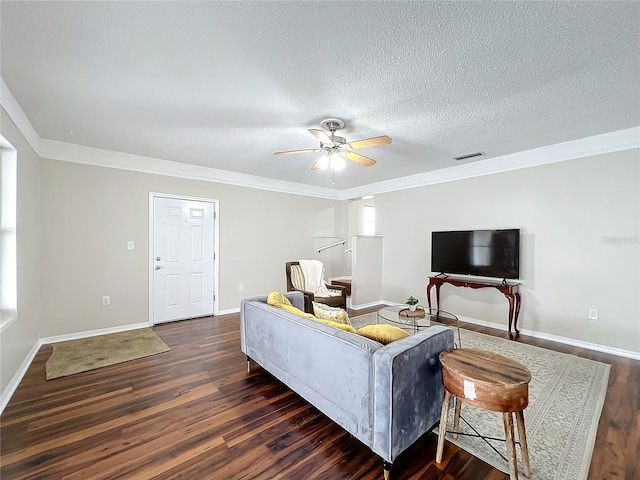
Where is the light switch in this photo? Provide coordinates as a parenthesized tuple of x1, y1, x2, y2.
(127, 241, 135, 250)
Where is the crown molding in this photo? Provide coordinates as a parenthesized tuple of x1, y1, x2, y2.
(2, 76, 638, 201)
(341, 126, 640, 199)
(1, 77, 41, 153)
(38, 139, 342, 199)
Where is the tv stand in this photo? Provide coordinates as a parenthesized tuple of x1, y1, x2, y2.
(427, 276, 521, 339)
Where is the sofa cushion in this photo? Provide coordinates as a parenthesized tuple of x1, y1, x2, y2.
(312, 301, 350, 325)
(267, 291, 293, 307)
(357, 324, 409, 345)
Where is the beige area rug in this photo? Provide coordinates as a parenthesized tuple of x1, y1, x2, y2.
(351, 313, 611, 480)
(45, 328, 170, 380)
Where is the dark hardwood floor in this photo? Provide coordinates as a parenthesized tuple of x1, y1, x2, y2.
(1, 308, 637, 479)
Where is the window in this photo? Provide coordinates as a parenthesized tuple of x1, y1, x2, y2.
(363, 205, 375, 235)
(1, 140, 17, 329)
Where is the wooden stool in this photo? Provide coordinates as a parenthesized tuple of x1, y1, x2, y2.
(435, 349, 532, 480)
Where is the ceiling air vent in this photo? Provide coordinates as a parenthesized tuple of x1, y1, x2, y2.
(454, 152, 485, 161)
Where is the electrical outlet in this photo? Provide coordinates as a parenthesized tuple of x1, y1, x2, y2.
(588, 308, 598, 320)
(127, 241, 135, 250)
(239, 284, 244, 292)
(102, 296, 110, 306)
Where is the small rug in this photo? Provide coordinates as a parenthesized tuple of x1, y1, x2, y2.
(45, 328, 170, 380)
(350, 312, 610, 480)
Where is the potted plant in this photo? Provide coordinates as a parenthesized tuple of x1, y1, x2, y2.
(406, 296, 419, 312)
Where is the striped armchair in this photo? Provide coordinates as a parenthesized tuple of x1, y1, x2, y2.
(285, 261, 347, 313)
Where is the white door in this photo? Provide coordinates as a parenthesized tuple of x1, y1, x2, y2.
(152, 196, 215, 324)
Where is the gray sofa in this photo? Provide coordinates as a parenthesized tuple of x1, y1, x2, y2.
(240, 292, 454, 478)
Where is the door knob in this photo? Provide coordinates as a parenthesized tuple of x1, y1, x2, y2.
(156, 257, 161, 261)
(155, 265, 162, 270)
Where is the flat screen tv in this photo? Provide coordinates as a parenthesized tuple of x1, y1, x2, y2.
(431, 229, 520, 280)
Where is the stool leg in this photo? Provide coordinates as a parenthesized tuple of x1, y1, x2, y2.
(515, 411, 530, 477)
(436, 390, 452, 463)
(503, 412, 518, 480)
(453, 397, 462, 439)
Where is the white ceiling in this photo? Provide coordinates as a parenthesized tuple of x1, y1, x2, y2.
(1, 1, 639, 192)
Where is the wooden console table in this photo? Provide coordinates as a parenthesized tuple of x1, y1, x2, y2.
(427, 276, 522, 339)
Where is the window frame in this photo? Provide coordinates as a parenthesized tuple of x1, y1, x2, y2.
(1, 139, 17, 331)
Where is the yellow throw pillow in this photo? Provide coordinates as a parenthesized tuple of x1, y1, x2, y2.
(267, 291, 292, 307)
(279, 304, 317, 320)
(357, 324, 409, 345)
(312, 301, 350, 325)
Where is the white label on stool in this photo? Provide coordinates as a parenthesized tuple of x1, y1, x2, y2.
(463, 380, 477, 400)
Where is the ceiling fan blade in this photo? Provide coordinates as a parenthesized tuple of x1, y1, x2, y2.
(308, 129, 332, 144)
(273, 149, 320, 155)
(348, 135, 392, 149)
(341, 151, 377, 167)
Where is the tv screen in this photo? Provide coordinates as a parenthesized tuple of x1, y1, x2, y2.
(431, 229, 520, 280)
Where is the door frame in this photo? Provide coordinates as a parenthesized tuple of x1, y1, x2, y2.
(148, 192, 220, 326)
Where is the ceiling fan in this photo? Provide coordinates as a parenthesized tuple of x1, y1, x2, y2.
(274, 118, 392, 170)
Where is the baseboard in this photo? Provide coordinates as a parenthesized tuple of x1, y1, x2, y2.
(0, 340, 42, 414)
(217, 307, 240, 315)
(39, 322, 150, 345)
(456, 314, 640, 361)
(454, 314, 509, 332)
(518, 327, 640, 360)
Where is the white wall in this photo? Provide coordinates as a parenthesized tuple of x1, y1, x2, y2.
(313, 236, 346, 279)
(0, 110, 41, 396)
(39, 159, 343, 338)
(351, 235, 383, 306)
(377, 149, 640, 353)
(344, 197, 376, 276)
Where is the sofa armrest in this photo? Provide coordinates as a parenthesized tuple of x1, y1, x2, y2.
(240, 292, 305, 354)
(240, 291, 305, 311)
(371, 326, 454, 463)
(284, 286, 315, 312)
(284, 291, 305, 310)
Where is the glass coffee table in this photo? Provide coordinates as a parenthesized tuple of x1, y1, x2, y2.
(377, 306, 461, 347)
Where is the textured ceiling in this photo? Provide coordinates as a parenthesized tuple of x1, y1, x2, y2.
(1, 1, 639, 190)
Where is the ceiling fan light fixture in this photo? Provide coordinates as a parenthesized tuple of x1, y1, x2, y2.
(317, 155, 330, 170)
(274, 118, 391, 172)
(331, 154, 346, 171)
